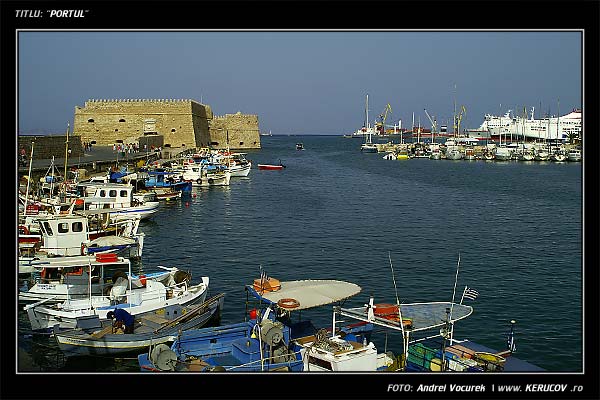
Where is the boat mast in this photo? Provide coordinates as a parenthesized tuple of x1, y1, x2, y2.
(23, 142, 34, 217)
(556, 98, 560, 145)
(63, 123, 70, 193)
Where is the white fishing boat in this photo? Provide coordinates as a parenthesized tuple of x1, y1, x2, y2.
(221, 152, 252, 177)
(24, 258, 209, 333)
(494, 146, 513, 161)
(550, 148, 568, 162)
(567, 148, 582, 162)
(74, 182, 160, 220)
(444, 141, 463, 160)
(182, 162, 231, 187)
(19, 254, 175, 304)
(18, 212, 144, 270)
(429, 144, 441, 160)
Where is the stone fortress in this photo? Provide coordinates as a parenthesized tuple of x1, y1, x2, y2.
(73, 98, 261, 151)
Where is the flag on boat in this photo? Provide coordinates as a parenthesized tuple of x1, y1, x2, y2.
(507, 320, 517, 352)
(260, 268, 268, 286)
(462, 287, 479, 301)
(507, 331, 516, 352)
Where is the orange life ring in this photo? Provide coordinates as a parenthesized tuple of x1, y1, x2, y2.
(18, 225, 30, 235)
(277, 298, 300, 309)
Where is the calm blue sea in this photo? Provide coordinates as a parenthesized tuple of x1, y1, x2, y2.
(17, 135, 582, 372)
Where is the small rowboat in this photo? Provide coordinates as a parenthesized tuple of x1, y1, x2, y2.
(258, 164, 286, 170)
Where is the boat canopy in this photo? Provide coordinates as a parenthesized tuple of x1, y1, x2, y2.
(247, 280, 361, 311)
(339, 301, 473, 333)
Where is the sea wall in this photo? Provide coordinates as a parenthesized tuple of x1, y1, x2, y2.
(18, 135, 83, 160)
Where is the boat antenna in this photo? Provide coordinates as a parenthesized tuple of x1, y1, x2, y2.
(449, 252, 461, 341)
(388, 252, 408, 369)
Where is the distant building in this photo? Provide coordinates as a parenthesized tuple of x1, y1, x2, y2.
(73, 99, 261, 150)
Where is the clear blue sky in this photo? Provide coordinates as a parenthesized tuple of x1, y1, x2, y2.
(18, 31, 581, 135)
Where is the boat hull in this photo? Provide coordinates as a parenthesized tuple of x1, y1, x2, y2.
(54, 294, 224, 357)
(258, 165, 285, 170)
(25, 277, 209, 332)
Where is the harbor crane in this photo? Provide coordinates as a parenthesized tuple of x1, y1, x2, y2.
(454, 105, 466, 136)
(423, 109, 438, 135)
(376, 103, 392, 134)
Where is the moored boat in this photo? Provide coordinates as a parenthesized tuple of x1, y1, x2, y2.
(567, 148, 582, 162)
(53, 293, 225, 357)
(258, 161, 286, 170)
(24, 259, 208, 333)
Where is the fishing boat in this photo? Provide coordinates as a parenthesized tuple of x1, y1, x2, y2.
(330, 254, 545, 372)
(567, 148, 582, 162)
(18, 212, 144, 268)
(139, 169, 192, 193)
(53, 293, 225, 357)
(550, 148, 568, 162)
(152, 190, 182, 201)
(429, 144, 442, 160)
(336, 291, 543, 372)
(74, 182, 160, 220)
(137, 276, 380, 372)
(24, 258, 208, 333)
(182, 161, 231, 187)
(258, 160, 286, 170)
(219, 152, 252, 177)
(444, 141, 464, 160)
(296, 143, 304, 150)
(494, 146, 513, 161)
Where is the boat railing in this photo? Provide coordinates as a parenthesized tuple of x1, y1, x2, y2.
(224, 348, 304, 371)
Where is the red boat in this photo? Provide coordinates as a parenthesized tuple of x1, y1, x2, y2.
(258, 163, 286, 170)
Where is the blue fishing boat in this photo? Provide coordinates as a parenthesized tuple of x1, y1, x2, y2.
(137, 277, 372, 372)
(141, 169, 192, 193)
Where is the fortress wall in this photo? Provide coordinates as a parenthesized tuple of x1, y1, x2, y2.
(209, 112, 261, 150)
(73, 99, 210, 148)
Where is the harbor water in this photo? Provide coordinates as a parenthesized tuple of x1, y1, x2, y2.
(17, 135, 582, 372)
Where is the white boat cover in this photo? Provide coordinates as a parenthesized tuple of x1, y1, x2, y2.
(339, 301, 473, 333)
(89, 235, 136, 247)
(252, 280, 361, 311)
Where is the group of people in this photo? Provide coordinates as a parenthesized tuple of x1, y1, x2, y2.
(82, 142, 93, 152)
(113, 142, 140, 154)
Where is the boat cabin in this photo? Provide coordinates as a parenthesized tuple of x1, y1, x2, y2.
(75, 182, 137, 210)
(34, 215, 90, 256)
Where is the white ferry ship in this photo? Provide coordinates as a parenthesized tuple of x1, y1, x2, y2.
(468, 108, 581, 142)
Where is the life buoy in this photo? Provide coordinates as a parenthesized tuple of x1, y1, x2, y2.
(18, 225, 30, 235)
(208, 178, 214, 184)
(374, 303, 413, 329)
(196, 179, 202, 185)
(139, 274, 147, 286)
(81, 243, 87, 255)
(277, 298, 300, 309)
